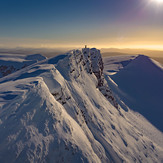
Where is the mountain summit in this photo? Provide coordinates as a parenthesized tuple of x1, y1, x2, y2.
(0, 49, 162, 162)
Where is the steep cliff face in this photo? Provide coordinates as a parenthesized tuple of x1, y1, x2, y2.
(54, 48, 118, 109)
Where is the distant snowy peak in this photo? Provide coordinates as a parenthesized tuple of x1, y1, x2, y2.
(0, 54, 46, 78)
(116, 54, 163, 79)
(125, 54, 163, 72)
(25, 54, 47, 61)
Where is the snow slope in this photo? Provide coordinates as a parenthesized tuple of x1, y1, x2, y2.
(0, 54, 46, 78)
(104, 55, 163, 132)
(0, 50, 163, 162)
(103, 55, 137, 75)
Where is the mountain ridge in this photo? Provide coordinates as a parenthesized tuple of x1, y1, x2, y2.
(0, 49, 162, 162)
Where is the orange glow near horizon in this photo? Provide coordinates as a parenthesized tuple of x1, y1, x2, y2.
(0, 43, 163, 51)
(0, 36, 163, 51)
(1, 0, 163, 53)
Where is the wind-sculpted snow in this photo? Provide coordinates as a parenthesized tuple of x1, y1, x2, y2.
(0, 49, 163, 163)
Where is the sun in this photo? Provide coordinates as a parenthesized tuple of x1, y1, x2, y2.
(156, 0, 163, 3)
(151, 0, 163, 4)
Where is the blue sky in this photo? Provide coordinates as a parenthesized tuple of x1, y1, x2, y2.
(0, 0, 163, 49)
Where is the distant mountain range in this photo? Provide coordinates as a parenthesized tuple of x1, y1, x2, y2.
(0, 54, 46, 78)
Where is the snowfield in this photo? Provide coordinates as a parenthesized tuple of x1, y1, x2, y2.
(0, 49, 163, 163)
(0, 54, 46, 78)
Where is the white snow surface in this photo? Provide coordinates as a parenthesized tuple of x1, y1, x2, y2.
(103, 54, 163, 147)
(104, 55, 163, 132)
(0, 54, 46, 78)
(103, 55, 137, 75)
(0, 49, 163, 163)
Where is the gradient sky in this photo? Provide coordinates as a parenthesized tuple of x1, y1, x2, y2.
(0, 0, 163, 49)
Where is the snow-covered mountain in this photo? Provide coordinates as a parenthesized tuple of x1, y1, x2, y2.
(0, 54, 46, 78)
(0, 49, 162, 163)
(104, 55, 163, 132)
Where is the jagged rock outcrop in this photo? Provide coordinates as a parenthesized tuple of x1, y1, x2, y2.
(55, 48, 118, 109)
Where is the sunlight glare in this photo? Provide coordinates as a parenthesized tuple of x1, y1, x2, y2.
(156, 0, 163, 3)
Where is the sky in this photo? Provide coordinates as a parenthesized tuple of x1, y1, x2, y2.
(0, 0, 163, 49)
